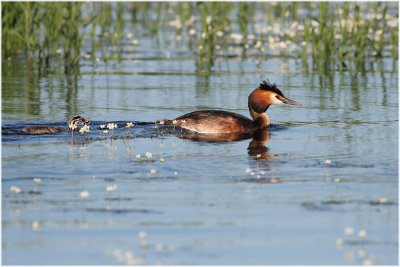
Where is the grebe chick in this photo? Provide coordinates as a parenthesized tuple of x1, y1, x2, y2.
(22, 116, 90, 135)
(157, 80, 301, 134)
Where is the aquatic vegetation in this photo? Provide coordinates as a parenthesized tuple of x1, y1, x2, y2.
(79, 125, 90, 139)
(80, 190, 89, 198)
(345, 227, 354, 235)
(2, 2, 397, 74)
(107, 123, 118, 138)
(106, 184, 118, 192)
(335, 226, 376, 264)
(379, 197, 387, 204)
(138, 231, 147, 239)
(10, 186, 21, 194)
(107, 123, 118, 130)
(124, 122, 134, 138)
(2, 2, 92, 73)
(358, 230, 366, 238)
(69, 124, 78, 138)
(32, 221, 40, 231)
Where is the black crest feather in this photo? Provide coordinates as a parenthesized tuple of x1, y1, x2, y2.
(259, 80, 284, 96)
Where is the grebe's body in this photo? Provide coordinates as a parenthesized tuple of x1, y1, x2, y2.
(158, 80, 301, 134)
(174, 110, 255, 133)
(21, 116, 90, 135)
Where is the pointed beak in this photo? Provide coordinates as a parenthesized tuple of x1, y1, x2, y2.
(277, 95, 302, 106)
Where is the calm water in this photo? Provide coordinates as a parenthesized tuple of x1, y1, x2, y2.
(2, 28, 399, 266)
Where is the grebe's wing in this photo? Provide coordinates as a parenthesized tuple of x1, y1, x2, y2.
(158, 110, 255, 133)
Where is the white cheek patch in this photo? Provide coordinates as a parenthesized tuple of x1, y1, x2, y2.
(271, 95, 284, 105)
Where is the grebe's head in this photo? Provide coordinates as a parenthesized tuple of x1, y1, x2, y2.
(248, 80, 301, 113)
(68, 115, 91, 129)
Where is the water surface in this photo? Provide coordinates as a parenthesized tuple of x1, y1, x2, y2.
(2, 23, 398, 267)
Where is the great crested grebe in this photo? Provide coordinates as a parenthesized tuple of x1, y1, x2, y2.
(157, 80, 301, 134)
(21, 115, 90, 134)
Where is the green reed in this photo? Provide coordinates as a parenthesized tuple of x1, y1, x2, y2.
(2, 2, 92, 73)
(195, 2, 233, 75)
(2, 2, 398, 75)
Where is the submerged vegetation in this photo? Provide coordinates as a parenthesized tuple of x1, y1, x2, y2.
(2, 2, 398, 74)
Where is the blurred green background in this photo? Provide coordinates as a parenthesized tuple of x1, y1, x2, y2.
(2, 2, 398, 75)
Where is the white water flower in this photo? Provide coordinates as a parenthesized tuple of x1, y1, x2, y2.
(10, 186, 21, 194)
(206, 15, 212, 25)
(106, 184, 118, 192)
(81, 124, 90, 133)
(80, 190, 89, 198)
(358, 230, 366, 238)
(32, 221, 40, 230)
(336, 238, 343, 248)
(138, 231, 147, 239)
(345, 227, 354, 235)
(189, 28, 196, 36)
(107, 123, 118, 130)
(230, 33, 243, 43)
(247, 34, 256, 40)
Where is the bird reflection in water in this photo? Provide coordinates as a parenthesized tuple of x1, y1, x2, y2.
(176, 129, 280, 183)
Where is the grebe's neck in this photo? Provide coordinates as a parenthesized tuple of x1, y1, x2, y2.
(249, 107, 270, 128)
(248, 88, 271, 129)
